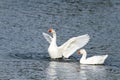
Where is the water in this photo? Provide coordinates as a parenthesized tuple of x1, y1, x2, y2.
(0, 59, 120, 80)
(0, 0, 120, 80)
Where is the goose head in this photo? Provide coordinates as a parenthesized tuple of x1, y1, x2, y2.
(48, 28, 56, 34)
(77, 49, 86, 54)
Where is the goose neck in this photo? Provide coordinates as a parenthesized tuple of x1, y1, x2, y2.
(53, 32, 57, 40)
(81, 52, 87, 60)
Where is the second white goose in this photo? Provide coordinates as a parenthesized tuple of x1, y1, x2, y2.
(77, 49, 108, 64)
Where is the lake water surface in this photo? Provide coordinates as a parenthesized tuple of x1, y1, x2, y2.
(0, 0, 120, 80)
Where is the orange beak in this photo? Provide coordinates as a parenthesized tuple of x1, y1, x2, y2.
(77, 50, 80, 54)
(48, 28, 53, 33)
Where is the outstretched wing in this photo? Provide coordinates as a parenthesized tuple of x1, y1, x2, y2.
(59, 34, 90, 58)
(42, 32, 52, 44)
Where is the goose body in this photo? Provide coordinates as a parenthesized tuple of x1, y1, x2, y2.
(78, 49, 108, 64)
(43, 28, 90, 59)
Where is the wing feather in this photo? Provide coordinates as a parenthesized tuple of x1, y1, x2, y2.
(42, 32, 52, 44)
(59, 34, 90, 58)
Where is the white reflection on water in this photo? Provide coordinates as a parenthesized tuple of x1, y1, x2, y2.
(46, 61, 58, 80)
(46, 61, 107, 80)
(46, 61, 79, 80)
(79, 65, 107, 80)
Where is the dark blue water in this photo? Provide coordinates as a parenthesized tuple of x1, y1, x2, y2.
(0, 0, 120, 80)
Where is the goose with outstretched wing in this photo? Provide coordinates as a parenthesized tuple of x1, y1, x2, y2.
(42, 28, 90, 59)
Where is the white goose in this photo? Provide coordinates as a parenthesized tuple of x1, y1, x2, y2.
(77, 49, 108, 64)
(42, 28, 90, 59)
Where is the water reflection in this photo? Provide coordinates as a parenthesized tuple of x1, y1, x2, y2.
(46, 61, 79, 80)
(79, 65, 107, 80)
(46, 61, 107, 80)
(46, 61, 58, 80)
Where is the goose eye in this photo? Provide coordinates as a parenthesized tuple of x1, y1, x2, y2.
(77, 50, 80, 54)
